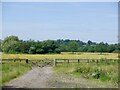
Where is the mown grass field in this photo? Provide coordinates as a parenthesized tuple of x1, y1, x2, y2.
(2, 52, 118, 60)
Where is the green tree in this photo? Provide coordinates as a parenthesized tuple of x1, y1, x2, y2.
(36, 48, 44, 54)
(2, 36, 20, 53)
(108, 45, 116, 53)
(29, 46, 36, 54)
(67, 41, 79, 52)
(87, 46, 95, 52)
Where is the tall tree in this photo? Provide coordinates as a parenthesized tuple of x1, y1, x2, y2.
(2, 36, 20, 53)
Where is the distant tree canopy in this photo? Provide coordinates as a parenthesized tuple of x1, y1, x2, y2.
(0, 36, 118, 54)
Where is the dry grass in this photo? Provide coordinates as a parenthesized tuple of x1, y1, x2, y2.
(2, 52, 118, 60)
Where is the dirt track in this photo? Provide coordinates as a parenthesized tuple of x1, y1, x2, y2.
(4, 67, 117, 88)
(4, 67, 53, 88)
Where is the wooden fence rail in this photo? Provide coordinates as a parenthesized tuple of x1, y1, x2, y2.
(1, 58, 119, 66)
(54, 58, 118, 66)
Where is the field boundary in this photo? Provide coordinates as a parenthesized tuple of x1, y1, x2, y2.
(1, 58, 118, 67)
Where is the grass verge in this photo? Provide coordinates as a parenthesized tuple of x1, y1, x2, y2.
(53, 61, 118, 87)
(0, 61, 32, 86)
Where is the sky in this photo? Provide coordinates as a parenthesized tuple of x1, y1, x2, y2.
(0, 3, 2, 39)
(1, 2, 118, 44)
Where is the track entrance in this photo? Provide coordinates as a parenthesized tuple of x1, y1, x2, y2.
(28, 59, 54, 67)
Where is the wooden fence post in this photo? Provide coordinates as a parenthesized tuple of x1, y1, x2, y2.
(26, 59, 28, 64)
(78, 59, 80, 63)
(68, 59, 69, 64)
(54, 59, 56, 66)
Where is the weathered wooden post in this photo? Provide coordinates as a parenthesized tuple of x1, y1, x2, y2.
(78, 59, 80, 63)
(68, 59, 69, 64)
(54, 59, 56, 66)
(26, 59, 28, 64)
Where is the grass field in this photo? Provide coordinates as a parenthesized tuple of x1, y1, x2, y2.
(0, 61, 32, 85)
(54, 62, 118, 88)
(2, 52, 118, 60)
(1, 52, 119, 88)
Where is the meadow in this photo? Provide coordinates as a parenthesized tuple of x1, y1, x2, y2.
(2, 52, 118, 60)
(53, 62, 118, 87)
(1, 52, 119, 88)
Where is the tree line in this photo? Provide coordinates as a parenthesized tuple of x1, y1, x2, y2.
(0, 36, 118, 54)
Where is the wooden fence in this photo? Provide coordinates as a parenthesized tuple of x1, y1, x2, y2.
(53, 58, 118, 66)
(1, 59, 28, 63)
(1, 58, 119, 67)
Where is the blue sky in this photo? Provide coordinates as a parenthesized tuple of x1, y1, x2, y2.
(0, 3, 2, 39)
(2, 2, 118, 44)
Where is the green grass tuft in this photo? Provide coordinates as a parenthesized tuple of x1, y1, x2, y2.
(0, 61, 32, 85)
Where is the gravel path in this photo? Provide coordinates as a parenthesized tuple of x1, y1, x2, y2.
(3, 66, 117, 88)
(4, 67, 53, 88)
